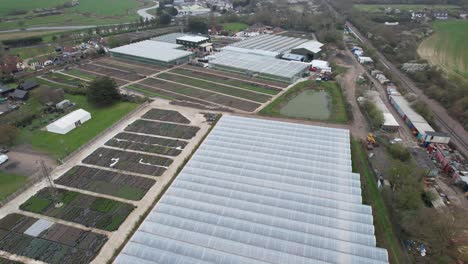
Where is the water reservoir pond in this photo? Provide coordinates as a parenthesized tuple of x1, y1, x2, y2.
(279, 89, 331, 120)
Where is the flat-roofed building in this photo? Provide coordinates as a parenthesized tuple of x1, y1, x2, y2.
(109, 40, 194, 66)
(176, 35, 210, 48)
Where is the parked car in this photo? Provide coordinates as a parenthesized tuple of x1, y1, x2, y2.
(0, 154, 8, 165)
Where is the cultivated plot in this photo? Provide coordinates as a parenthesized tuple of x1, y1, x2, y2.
(0, 213, 107, 264)
(77, 64, 143, 82)
(157, 73, 272, 103)
(102, 57, 167, 71)
(170, 68, 282, 95)
(141, 108, 191, 124)
(125, 84, 231, 111)
(55, 166, 155, 201)
(105, 132, 186, 156)
(181, 65, 289, 88)
(125, 119, 200, 139)
(42, 72, 87, 87)
(20, 188, 135, 231)
(138, 78, 261, 112)
(82, 147, 172, 176)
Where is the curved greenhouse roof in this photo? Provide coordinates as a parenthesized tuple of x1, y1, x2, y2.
(115, 115, 389, 264)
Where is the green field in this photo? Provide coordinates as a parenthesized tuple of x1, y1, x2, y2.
(260, 80, 348, 123)
(20, 94, 138, 159)
(354, 4, 459, 12)
(222, 22, 249, 33)
(8, 45, 55, 59)
(0, 0, 149, 30)
(0, 171, 28, 202)
(418, 20, 468, 79)
(351, 139, 406, 264)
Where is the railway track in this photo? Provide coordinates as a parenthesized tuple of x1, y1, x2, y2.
(345, 22, 468, 157)
(321, 0, 468, 157)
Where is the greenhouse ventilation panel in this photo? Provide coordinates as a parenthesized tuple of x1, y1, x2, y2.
(115, 115, 389, 264)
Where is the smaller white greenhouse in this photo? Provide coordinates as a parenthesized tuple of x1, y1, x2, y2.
(46, 109, 91, 134)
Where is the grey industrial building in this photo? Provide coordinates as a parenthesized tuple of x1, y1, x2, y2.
(109, 40, 193, 66)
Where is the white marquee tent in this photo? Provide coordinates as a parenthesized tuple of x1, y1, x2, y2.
(46, 109, 91, 134)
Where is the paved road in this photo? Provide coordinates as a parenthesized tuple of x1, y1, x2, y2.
(137, 1, 159, 20)
(345, 22, 468, 157)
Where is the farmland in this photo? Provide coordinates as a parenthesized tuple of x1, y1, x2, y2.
(63, 59, 279, 112)
(125, 119, 200, 139)
(170, 68, 281, 95)
(82, 147, 172, 176)
(0, 213, 107, 263)
(55, 166, 155, 200)
(157, 73, 271, 103)
(20, 187, 134, 231)
(142, 108, 191, 124)
(418, 20, 468, 79)
(139, 78, 261, 112)
(0, 105, 208, 263)
(77, 64, 145, 82)
(353, 4, 460, 12)
(181, 65, 289, 88)
(0, 0, 148, 30)
(105, 132, 187, 156)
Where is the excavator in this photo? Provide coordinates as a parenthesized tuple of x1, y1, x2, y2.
(367, 133, 379, 150)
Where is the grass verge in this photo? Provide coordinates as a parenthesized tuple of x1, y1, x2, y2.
(0, 171, 28, 202)
(351, 138, 406, 264)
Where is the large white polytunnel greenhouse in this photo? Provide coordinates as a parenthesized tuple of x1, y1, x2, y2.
(115, 115, 389, 264)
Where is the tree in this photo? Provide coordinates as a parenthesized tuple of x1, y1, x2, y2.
(86, 77, 120, 106)
(159, 13, 172, 25)
(0, 124, 19, 146)
(169, 7, 178, 16)
(107, 36, 121, 48)
(386, 160, 423, 210)
(402, 208, 465, 259)
(188, 18, 208, 33)
(37, 86, 64, 105)
(387, 143, 411, 162)
(364, 101, 384, 129)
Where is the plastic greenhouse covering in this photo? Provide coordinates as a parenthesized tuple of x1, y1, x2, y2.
(231, 35, 311, 53)
(209, 51, 309, 80)
(115, 115, 389, 264)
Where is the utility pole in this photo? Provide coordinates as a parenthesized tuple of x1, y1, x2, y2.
(40, 160, 61, 207)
